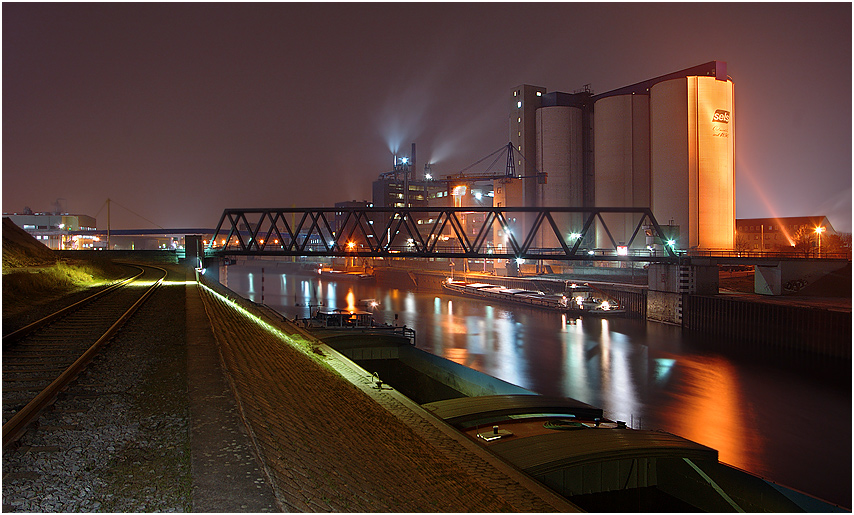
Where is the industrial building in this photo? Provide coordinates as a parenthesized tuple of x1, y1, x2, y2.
(4, 211, 100, 250)
(498, 61, 735, 253)
(736, 215, 836, 252)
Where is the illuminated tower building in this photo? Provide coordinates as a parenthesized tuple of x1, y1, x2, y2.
(494, 84, 545, 252)
(511, 61, 735, 252)
(649, 74, 734, 250)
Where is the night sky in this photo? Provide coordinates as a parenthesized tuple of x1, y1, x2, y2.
(3, 3, 851, 232)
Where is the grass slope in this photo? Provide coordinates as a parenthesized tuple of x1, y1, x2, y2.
(2, 217, 127, 318)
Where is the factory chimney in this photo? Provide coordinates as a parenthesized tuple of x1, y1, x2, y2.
(411, 142, 417, 180)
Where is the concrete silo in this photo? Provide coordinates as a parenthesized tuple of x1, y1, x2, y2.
(593, 94, 651, 250)
(536, 105, 584, 247)
(650, 76, 734, 251)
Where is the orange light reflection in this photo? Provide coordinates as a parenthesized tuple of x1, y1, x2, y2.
(660, 356, 761, 469)
(445, 347, 469, 366)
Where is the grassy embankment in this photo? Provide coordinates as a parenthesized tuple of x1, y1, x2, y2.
(2, 217, 128, 318)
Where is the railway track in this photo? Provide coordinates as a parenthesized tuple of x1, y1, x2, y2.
(2, 263, 168, 447)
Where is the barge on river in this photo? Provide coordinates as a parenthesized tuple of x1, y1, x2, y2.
(297, 307, 415, 346)
(312, 327, 845, 513)
(442, 279, 625, 316)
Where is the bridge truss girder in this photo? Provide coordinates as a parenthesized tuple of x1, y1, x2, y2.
(209, 206, 678, 262)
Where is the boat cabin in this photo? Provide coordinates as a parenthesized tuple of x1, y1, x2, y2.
(311, 308, 374, 328)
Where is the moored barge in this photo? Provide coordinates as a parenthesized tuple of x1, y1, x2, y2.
(442, 279, 625, 316)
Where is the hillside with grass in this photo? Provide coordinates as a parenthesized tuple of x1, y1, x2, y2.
(2, 217, 127, 319)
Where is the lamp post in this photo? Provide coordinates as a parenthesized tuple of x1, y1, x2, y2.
(815, 226, 825, 258)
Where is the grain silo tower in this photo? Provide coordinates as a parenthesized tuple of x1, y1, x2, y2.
(508, 61, 733, 254)
(536, 102, 584, 247)
(650, 75, 735, 251)
(593, 94, 651, 249)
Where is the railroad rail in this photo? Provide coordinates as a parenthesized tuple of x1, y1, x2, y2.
(2, 264, 168, 447)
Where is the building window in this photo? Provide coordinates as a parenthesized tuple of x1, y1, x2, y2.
(517, 101, 522, 108)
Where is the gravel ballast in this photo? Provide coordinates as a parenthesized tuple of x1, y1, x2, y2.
(3, 266, 193, 512)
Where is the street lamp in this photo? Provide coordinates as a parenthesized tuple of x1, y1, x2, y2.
(815, 226, 825, 257)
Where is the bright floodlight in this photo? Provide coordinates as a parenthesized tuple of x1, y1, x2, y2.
(347, 241, 356, 249)
(569, 232, 581, 240)
(425, 173, 432, 180)
(667, 239, 676, 247)
(515, 257, 524, 264)
(815, 226, 825, 234)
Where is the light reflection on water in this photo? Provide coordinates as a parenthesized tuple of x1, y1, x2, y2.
(225, 267, 851, 507)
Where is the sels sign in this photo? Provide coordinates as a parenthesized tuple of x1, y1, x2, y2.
(712, 109, 730, 137)
(712, 109, 730, 123)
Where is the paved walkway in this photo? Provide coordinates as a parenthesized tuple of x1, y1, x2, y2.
(191, 275, 579, 512)
(186, 278, 279, 512)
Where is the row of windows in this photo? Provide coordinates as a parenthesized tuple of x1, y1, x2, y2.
(738, 224, 812, 233)
(395, 193, 425, 201)
(513, 90, 543, 104)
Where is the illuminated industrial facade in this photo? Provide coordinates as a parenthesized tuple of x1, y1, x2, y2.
(4, 212, 100, 250)
(508, 61, 735, 252)
(494, 85, 546, 251)
(650, 76, 735, 250)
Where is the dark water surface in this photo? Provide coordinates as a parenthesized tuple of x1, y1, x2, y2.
(222, 265, 851, 507)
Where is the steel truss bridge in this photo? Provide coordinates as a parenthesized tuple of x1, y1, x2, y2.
(209, 207, 682, 262)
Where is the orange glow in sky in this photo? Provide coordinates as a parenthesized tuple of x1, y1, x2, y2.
(739, 162, 796, 245)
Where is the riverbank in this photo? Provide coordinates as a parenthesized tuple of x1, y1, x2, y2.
(367, 264, 851, 358)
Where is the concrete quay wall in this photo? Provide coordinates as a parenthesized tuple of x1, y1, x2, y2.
(683, 294, 851, 359)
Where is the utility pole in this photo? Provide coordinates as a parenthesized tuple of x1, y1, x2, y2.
(107, 198, 111, 250)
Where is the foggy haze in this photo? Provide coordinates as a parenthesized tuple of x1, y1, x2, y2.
(3, 3, 851, 232)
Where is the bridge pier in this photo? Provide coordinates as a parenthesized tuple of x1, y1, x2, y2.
(647, 262, 718, 325)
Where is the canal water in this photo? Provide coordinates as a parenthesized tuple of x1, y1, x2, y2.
(221, 265, 851, 508)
